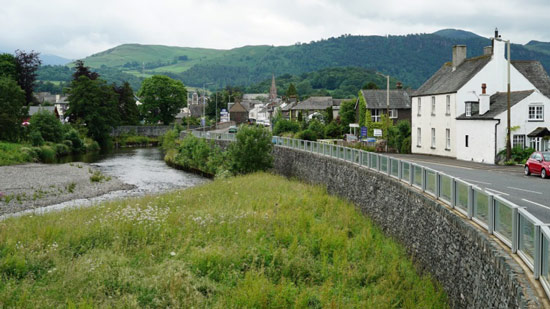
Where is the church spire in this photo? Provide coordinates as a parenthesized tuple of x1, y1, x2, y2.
(269, 74, 277, 101)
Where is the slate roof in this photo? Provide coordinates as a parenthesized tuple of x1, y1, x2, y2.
(291, 97, 339, 110)
(243, 93, 268, 101)
(281, 102, 296, 112)
(229, 102, 248, 113)
(528, 127, 550, 137)
(512, 61, 550, 97)
(29, 106, 56, 115)
(414, 55, 492, 97)
(456, 90, 534, 120)
(360, 89, 414, 109)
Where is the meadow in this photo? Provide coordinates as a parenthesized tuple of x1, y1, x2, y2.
(0, 173, 447, 308)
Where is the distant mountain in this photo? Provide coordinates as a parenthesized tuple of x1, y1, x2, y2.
(37, 29, 550, 92)
(525, 40, 550, 56)
(433, 29, 483, 40)
(40, 54, 71, 66)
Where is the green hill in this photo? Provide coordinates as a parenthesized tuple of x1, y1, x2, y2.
(525, 40, 550, 56)
(38, 30, 550, 92)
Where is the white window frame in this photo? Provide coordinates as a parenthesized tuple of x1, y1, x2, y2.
(513, 134, 526, 149)
(528, 104, 543, 121)
(417, 98, 421, 116)
(530, 137, 541, 151)
(431, 128, 436, 148)
(417, 127, 421, 147)
(431, 96, 436, 116)
(372, 109, 381, 122)
(389, 109, 398, 119)
(446, 128, 451, 150)
(466, 103, 472, 117)
(446, 95, 451, 115)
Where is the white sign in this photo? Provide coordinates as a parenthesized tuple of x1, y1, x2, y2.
(373, 129, 383, 137)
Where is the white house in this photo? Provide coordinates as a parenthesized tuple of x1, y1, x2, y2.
(411, 29, 550, 163)
(456, 89, 550, 163)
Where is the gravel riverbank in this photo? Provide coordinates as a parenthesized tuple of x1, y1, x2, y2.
(0, 163, 133, 216)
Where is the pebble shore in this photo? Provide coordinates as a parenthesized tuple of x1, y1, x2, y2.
(0, 163, 133, 217)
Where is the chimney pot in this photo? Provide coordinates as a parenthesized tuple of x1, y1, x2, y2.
(452, 45, 467, 70)
(396, 82, 402, 89)
(481, 83, 487, 94)
(483, 46, 493, 55)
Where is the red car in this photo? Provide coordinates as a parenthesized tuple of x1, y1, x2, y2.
(525, 152, 550, 178)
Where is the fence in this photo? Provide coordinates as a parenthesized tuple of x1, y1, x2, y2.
(192, 131, 550, 300)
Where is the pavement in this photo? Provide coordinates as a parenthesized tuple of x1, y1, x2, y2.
(387, 153, 550, 223)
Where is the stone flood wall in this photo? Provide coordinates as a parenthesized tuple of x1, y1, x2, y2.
(272, 146, 541, 308)
(111, 126, 172, 137)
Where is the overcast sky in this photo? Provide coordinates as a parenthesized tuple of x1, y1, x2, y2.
(1, 0, 549, 59)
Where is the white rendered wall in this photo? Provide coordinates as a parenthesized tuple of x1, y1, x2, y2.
(456, 120, 498, 164)
(411, 93, 457, 157)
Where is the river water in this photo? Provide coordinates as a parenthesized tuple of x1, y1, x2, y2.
(4, 147, 208, 218)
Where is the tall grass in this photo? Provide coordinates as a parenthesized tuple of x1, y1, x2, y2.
(0, 142, 36, 166)
(0, 173, 447, 307)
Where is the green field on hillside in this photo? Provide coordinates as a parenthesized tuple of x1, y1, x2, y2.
(0, 173, 447, 307)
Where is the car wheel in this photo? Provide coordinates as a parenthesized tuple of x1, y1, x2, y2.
(525, 165, 531, 176)
(542, 169, 547, 179)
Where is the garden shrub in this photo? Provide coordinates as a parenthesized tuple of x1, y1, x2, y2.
(29, 130, 44, 146)
(29, 110, 63, 143)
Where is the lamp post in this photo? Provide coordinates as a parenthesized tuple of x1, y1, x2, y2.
(495, 30, 512, 160)
(202, 83, 213, 133)
(375, 72, 390, 151)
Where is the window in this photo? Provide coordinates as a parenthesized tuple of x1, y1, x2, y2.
(446, 128, 451, 150)
(431, 128, 436, 148)
(417, 128, 421, 147)
(372, 109, 380, 122)
(465, 135, 469, 147)
(446, 95, 451, 115)
(389, 109, 398, 119)
(417, 98, 421, 116)
(513, 135, 526, 149)
(530, 137, 541, 151)
(466, 103, 472, 117)
(528, 104, 543, 121)
(431, 97, 436, 116)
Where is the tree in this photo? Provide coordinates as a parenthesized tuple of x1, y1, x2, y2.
(15, 50, 41, 105)
(362, 82, 379, 90)
(0, 54, 16, 80)
(29, 110, 63, 143)
(286, 83, 297, 98)
(339, 100, 356, 128)
(72, 60, 99, 80)
(0, 77, 25, 141)
(358, 93, 367, 126)
(138, 75, 187, 125)
(113, 82, 139, 125)
(228, 125, 273, 174)
(66, 75, 119, 145)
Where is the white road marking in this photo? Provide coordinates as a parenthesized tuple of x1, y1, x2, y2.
(462, 179, 492, 185)
(398, 159, 474, 170)
(485, 188, 509, 196)
(521, 198, 550, 211)
(507, 186, 542, 194)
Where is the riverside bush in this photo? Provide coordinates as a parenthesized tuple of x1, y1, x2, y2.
(29, 110, 63, 143)
(38, 145, 56, 163)
(0, 173, 447, 307)
(54, 143, 70, 157)
(29, 130, 44, 146)
(227, 125, 273, 175)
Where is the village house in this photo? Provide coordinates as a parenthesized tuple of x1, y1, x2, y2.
(355, 84, 413, 125)
(289, 96, 343, 120)
(229, 101, 249, 125)
(411, 29, 550, 163)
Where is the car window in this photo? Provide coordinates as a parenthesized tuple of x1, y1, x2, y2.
(531, 153, 538, 159)
(535, 153, 542, 161)
(544, 153, 550, 161)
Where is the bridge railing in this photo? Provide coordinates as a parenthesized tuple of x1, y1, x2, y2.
(194, 131, 550, 300)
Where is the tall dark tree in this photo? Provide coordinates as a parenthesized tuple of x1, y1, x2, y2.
(0, 54, 17, 80)
(362, 82, 379, 90)
(72, 60, 99, 80)
(286, 83, 297, 98)
(138, 75, 187, 125)
(113, 82, 139, 125)
(0, 77, 26, 141)
(15, 50, 41, 105)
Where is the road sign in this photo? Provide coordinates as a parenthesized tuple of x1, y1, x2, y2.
(360, 126, 367, 137)
(373, 129, 382, 137)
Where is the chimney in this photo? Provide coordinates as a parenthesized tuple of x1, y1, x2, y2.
(452, 45, 467, 70)
(483, 46, 493, 55)
(396, 82, 402, 89)
(479, 83, 490, 115)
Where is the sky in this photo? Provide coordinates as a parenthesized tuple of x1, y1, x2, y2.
(1, 0, 549, 59)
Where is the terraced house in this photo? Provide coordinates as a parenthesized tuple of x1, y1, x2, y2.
(412, 30, 550, 163)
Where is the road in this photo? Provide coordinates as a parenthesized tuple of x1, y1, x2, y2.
(387, 154, 550, 223)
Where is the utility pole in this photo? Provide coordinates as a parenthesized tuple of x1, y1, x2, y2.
(495, 29, 512, 160)
(215, 92, 218, 129)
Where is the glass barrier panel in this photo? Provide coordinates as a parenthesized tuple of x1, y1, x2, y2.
(426, 170, 436, 194)
(339, 147, 345, 159)
(439, 174, 452, 202)
(380, 156, 388, 173)
(455, 181, 469, 213)
(401, 162, 410, 181)
(353, 150, 360, 163)
(541, 230, 550, 294)
(413, 165, 422, 187)
(370, 154, 378, 169)
(518, 213, 536, 266)
(361, 151, 369, 166)
(473, 189, 489, 226)
(494, 198, 514, 244)
(306, 141, 311, 152)
(390, 158, 399, 177)
(332, 145, 338, 158)
(346, 148, 352, 161)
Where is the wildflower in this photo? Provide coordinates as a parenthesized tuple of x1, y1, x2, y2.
(170, 251, 176, 256)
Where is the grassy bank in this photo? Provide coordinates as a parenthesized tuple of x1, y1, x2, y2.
(0, 173, 447, 307)
(0, 140, 99, 166)
(113, 134, 159, 148)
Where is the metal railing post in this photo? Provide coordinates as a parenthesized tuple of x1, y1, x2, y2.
(467, 185, 474, 219)
(451, 178, 456, 208)
(421, 167, 427, 191)
(397, 160, 402, 179)
(435, 172, 441, 199)
(488, 194, 495, 234)
(512, 207, 519, 253)
(535, 225, 541, 279)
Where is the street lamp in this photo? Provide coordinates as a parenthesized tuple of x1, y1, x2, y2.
(202, 83, 213, 133)
(374, 72, 390, 119)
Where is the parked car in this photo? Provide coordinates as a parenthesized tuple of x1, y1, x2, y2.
(228, 126, 238, 133)
(524, 151, 550, 178)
